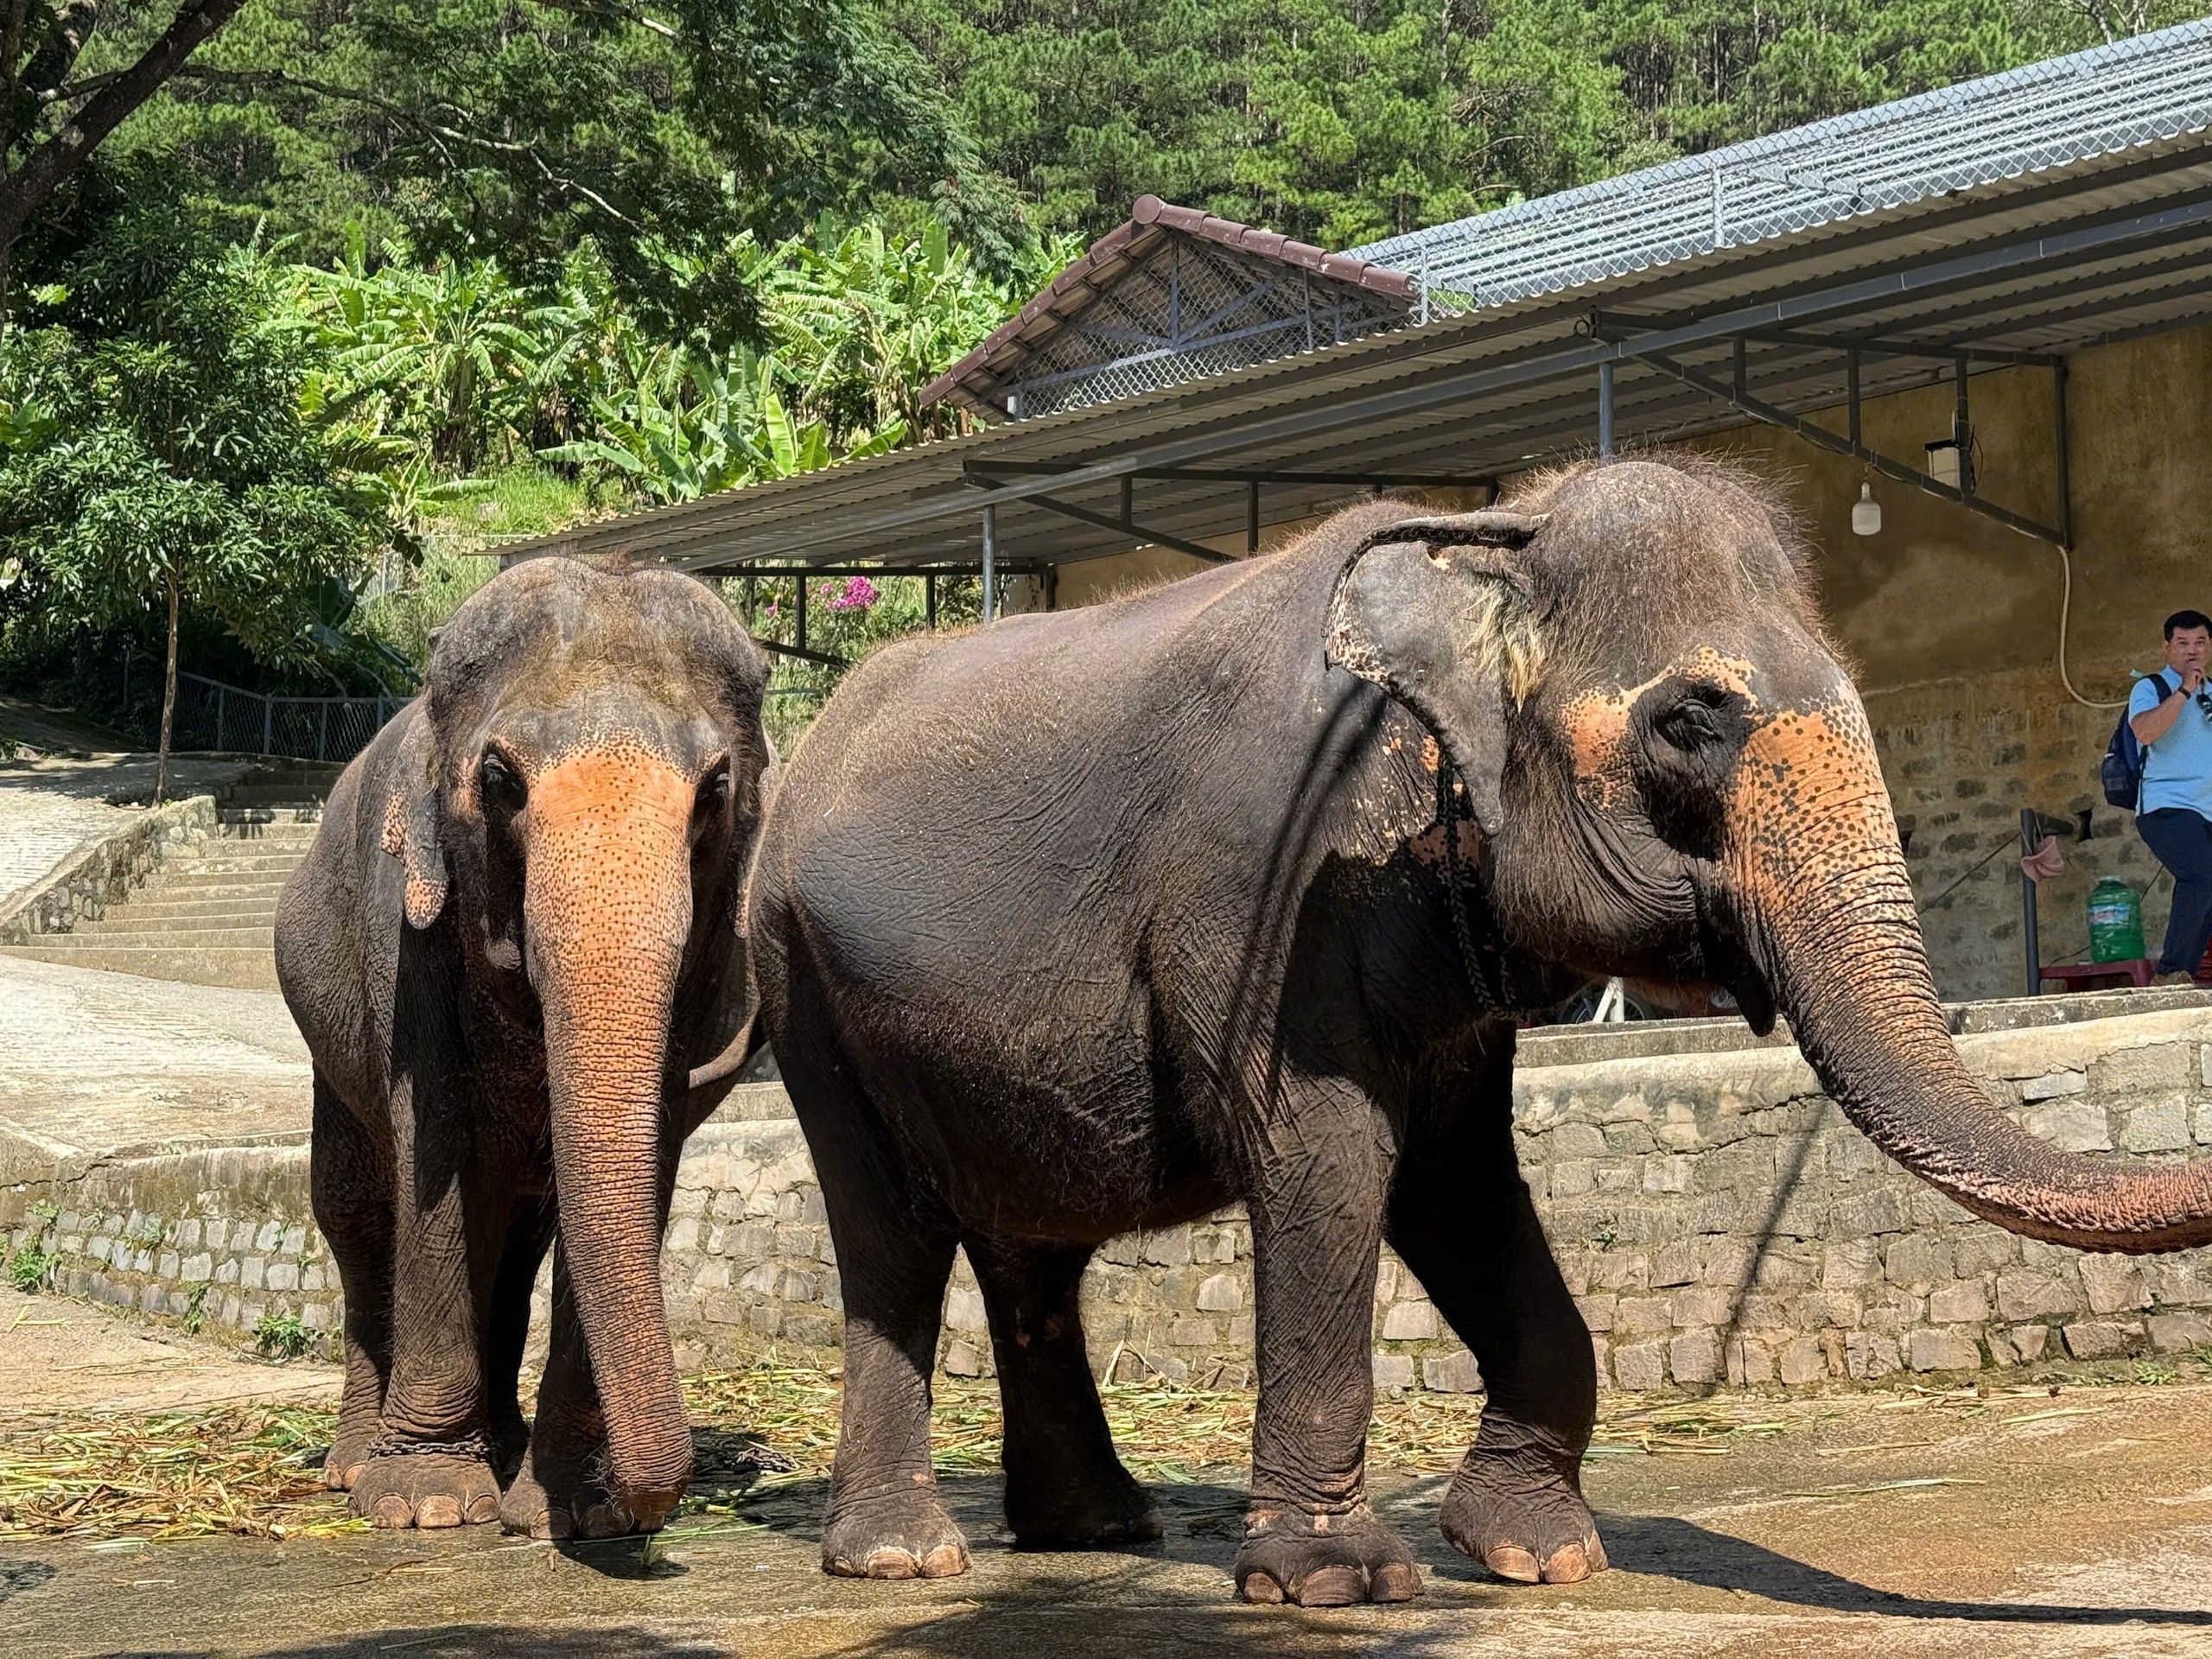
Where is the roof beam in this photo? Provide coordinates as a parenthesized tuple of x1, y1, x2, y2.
(973, 476, 1238, 565)
(963, 460, 1497, 489)
(1624, 340, 2066, 546)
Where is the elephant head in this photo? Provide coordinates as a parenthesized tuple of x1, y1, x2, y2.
(385, 557, 774, 1523)
(1329, 457, 2212, 1255)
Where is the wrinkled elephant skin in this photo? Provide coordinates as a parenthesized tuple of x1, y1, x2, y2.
(276, 558, 772, 1538)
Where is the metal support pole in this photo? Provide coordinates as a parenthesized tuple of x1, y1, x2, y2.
(982, 505, 998, 623)
(1246, 480, 1260, 553)
(925, 572, 938, 630)
(2052, 358, 2073, 549)
(1847, 348, 1861, 448)
(795, 573, 808, 656)
(2020, 807, 2043, 995)
(318, 702, 330, 763)
(1597, 361, 1615, 459)
(1955, 357, 1974, 500)
(1045, 566, 1058, 612)
(1120, 476, 1133, 526)
(215, 685, 226, 752)
(262, 695, 272, 755)
(1732, 337, 1747, 403)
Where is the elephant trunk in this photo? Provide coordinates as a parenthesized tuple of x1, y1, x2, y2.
(527, 750, 696, 1526)
(1726, 701, 2212, 1255)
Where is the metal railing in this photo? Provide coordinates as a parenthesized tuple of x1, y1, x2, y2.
(116, 650, 404, 764)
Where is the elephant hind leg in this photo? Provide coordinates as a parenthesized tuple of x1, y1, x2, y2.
(1387, 1062, 1604, 1586)
(775, 981, 967, 1579)
(309, 1074, 392, 1491)
(967, 1236, 1159, 1549)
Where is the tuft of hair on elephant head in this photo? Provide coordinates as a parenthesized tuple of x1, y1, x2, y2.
(1331, 456, 2212, 1255)
(278, 556, 775, 1541)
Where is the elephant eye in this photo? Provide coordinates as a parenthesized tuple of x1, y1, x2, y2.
(694, 757, 733, 816)
(1656, 697, 1727, 753)
(479, 748, 527, 812)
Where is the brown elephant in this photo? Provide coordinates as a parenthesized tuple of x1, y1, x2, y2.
(276, 557, 772, 1538)
(749, 455, 2212, 1606)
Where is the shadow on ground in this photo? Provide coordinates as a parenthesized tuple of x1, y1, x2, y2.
(1600, 1513, 2212, 1626)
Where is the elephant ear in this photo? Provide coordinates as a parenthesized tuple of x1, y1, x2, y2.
(1325, 511, 1548, 837)
(379, 711, 449, 929)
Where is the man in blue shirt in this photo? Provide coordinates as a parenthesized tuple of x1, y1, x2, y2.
(2130, 608, 2212, 983)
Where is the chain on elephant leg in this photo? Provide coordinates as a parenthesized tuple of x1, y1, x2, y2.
(1438, 1411, 1606, 1584)
(349, 1430, 503, 1529)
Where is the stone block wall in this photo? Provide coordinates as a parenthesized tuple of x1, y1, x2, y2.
(0, 1144, 334, 1343)
(1871, 671, 2173, 1003)
(0, 794, 216, 943)
(11, 1007, 2212, 1395)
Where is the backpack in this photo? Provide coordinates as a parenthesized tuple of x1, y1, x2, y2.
(2103, 670, 2177, 810)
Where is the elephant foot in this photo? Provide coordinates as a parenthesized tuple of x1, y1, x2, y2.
(1007, 1465, 1162, 1550)
(499, 1445, 680, 1541)
(1234, 1503, 1421, 1606)
(348, 1438, 501, 1529)
(324, 1421, 377, 1492)
(1439, 1416, 1607, 1585)
(487, 1410, 531, 1484)
(821, 1485, 970, 1580)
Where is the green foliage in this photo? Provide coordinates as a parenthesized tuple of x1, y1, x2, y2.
(181, 1283, 212, 1336)
(253, 1309, 311, 1360)
(889, 0, 2204, 246)
(107, 0, 1034, 304)
(0, 214, 384, 683)
(6, 1240, 56, 1293)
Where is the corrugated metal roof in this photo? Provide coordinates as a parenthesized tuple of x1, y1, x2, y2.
(1354, 18, 2212, 304)
(500, 23, 2212, 575)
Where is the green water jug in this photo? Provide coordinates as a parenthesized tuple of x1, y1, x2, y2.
(2088, 877, 2146, 963)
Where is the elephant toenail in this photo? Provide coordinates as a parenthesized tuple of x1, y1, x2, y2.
(1542, 1542, 1591, 1583)
(918, 1544, 968, 1578)
(1370, 1562, 1423, 1602)
(866, 1548, 918, 1580)
(1585, 1535, 1611, 1573)
(535, 1508, 573, 1541)
(1240, 1570, 1285, 1604)
(580, 1503, 630, 1539)
(1296, 1565, 1364, 1606)
(416, 1496, 464, 1529)
(464, 1492, 501, 1525)
(369, 1495, 414, 1528)
(1484, 1545, 1541, 1583)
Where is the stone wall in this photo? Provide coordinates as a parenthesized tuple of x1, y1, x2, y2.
(0, 794, 216, 943)
(10, 997, 2212, 1395)
(1868, 671, 2174, 1004)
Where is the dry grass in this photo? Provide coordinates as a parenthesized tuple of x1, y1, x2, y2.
(0, 1361, 1951, 1542)
(0, 1405, 357, 1541)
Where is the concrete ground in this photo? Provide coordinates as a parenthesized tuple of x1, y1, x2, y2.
(0, 954, 309, 1159)
(0, 695, 261, 906)
(3, 1276, 2212, 1658)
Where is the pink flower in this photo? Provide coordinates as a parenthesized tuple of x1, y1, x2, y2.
(824, 575, 879, 612)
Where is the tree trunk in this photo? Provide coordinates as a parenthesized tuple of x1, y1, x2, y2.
(156, 571, 178, 805)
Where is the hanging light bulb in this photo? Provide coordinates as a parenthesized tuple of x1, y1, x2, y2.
(1851, 481, 1882, 537)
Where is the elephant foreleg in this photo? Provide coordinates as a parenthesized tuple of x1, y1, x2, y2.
(1388, 1058, 1603, 1586)
(966, 1235, 1160, 1548)
(310, 1075, 391, 1491)
(1238, 1073, 1421, 1607)
(485, 1194, 556, 1480)
(347, 1076, 502, 1529)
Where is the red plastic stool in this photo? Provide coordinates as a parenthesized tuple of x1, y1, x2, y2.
(2040, 959, 2158, 993)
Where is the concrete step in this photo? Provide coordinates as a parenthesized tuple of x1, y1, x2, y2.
(133, 875, 294, 902)
(27, 925, 276, 951)
(175, 848, 310, 869)
(214, 823, 321, 841)
(95, 896, 283, 922)
(0, 944, 278, 991)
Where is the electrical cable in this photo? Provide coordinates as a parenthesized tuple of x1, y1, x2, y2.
(1916, 832, 2023, 912)
(2052, 540, 2128, 709)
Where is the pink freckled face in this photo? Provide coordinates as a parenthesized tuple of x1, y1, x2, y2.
(1563, 647, 1764, 810)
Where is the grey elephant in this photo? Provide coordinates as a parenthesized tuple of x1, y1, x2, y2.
(749, 457, 2212, 1606)
(276, 558, 772, 1538)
